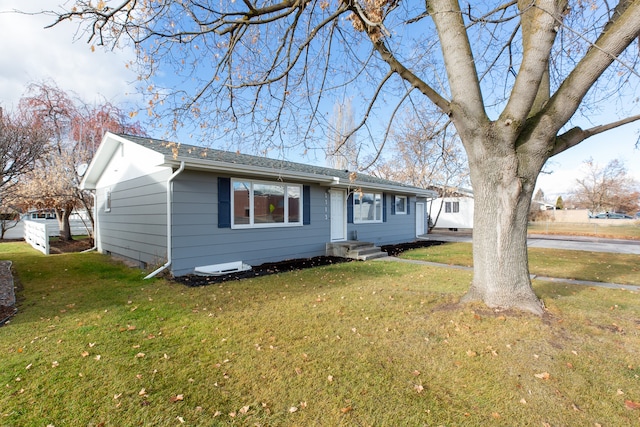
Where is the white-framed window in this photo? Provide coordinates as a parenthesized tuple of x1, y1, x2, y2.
(445, 201, 460, 213)
(354, 192, 382, 223)
(394, 195, 407, 214)
(231, 179, 302, 228)
(104, 189, 112, 212)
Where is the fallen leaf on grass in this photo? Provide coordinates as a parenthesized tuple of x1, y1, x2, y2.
(534, 372, 550, 380)
(135, 353, 145, 358)
(51, 361, 59, 368)
(340, 406, 352, 414)
(414, 384, 424, 394)
(170, 394, 184, 402)
(81, 351, 89, 357)
(239, 405, 250, 414)
(289, 406, 298, 413)
(625, 400, 640, 410)
(176, 416, 185, 423)
(139, 388, 147, 396)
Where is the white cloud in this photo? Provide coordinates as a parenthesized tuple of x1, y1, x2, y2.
(0, 1, 139, 109)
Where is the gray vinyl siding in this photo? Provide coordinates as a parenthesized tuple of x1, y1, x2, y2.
(96, 170, 170, 267)
(170, 170, 330, 276)
(347, 196, 417, 245)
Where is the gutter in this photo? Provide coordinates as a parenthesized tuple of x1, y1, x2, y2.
(164, 158, 438, 198)
(144, 161, 186, 279)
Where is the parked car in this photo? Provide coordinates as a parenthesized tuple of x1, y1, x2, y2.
(594, 212, 633, 219)
(635, 212, 640, 220)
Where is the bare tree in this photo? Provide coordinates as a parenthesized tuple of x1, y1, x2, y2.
(15, 82, 144, 240)
(371, 106, 469, 229)
(0, 107, 50, 197)
(572, 158, 640, 214)
(47, 1, 640, 314)
(326, 100, 359, 170)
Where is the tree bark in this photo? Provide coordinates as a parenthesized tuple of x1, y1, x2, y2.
(56, 208, 73, 241)
(460, 135, 546, 315)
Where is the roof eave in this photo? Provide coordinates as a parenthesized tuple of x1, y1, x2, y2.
(80, 132, 127, 190)
(164, 157, 437, 197)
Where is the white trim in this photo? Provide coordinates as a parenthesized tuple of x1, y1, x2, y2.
(395, 195, 407, 215)
(330, 189, 347, 241)
(230, 178, 303, 229)
(104, 188, 112, 212)
(353, 191, 383, 223)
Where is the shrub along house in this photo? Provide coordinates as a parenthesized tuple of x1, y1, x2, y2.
(80, 133, 438, 277)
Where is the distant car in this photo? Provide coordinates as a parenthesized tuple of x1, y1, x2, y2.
(635, 212, 640, 220)
(594, 212, 633, 219)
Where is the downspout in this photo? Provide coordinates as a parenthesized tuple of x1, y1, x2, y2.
(144, 161, 185, 279)
(81, 191, 98, 252)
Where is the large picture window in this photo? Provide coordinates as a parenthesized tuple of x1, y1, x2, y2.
(232, 179, 302, 228)
(353, 192, 382, 223)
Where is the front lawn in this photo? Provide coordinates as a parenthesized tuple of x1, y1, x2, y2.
(1, 242, 639, 425)
(400, 242, 640, 285)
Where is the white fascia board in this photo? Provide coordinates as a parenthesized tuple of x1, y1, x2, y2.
(327, 178, 438, 198)
(163, 158, 337, 185)
(80, 132, 127, 190)
(165, 157, 436, 198)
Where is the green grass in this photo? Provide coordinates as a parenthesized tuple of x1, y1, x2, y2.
(401, 242, 640, 285)
(1, 242, 640, 426)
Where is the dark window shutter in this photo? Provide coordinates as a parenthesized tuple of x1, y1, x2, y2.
(391, 195, 396, 215)
(303, 185, 311, 225)
(347, 193, 354, 224)
(218, 177, 231, 228)
(382, 193, 387, 222)
(407, 197, 411, 215)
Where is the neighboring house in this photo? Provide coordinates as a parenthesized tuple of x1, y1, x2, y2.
(80, 133, 438, 277)
(427, 187, 474, 230)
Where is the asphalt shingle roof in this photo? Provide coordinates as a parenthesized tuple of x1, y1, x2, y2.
(121, 134, 434, 195)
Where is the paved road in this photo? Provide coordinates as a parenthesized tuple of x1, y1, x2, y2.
(420, 232, 640, 255)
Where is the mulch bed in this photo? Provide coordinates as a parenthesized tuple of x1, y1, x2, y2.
(174, 239, 447, 287)
(49, 238, 94, 254)
(380, 240, 446, 256)
(0, 261, 16, 325)
(174, 256, 352, 287)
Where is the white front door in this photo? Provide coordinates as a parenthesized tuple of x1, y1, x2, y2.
(330, 189, 346, 241)
(416, 202, 425, 236)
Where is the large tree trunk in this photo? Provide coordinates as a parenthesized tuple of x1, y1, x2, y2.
(460, 140, 546, 315)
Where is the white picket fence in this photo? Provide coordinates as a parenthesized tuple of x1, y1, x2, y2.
(24, 220, 51, 255)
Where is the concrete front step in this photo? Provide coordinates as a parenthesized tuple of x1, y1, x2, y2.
(326, 241, 388, 261)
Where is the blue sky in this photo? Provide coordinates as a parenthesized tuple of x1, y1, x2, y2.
(1, 0, 638, 203)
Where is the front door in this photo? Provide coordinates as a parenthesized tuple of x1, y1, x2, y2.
(330, 189, 346, 241)
(416, 202, 425, 236)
